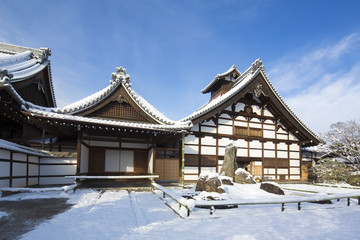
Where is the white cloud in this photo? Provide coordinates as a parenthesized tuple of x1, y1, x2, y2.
(267, 33, 360, 134)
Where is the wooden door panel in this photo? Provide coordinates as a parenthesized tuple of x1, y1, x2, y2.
(134, 151, 148, 174)
(89, 147, 105, 173)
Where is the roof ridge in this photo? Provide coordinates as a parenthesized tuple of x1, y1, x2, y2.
(201, 64, 241, 93)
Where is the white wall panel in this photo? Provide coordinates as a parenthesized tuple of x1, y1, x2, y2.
(39, 177, 74, 185)
(235, 115, 246, 121)
(249, 149, 262, 157)
(0, 179, 8, 188)
(190, 125, 199, 132)
(289, 133, 298, 141)
(184, 167, 199, 174)
(290, 175, 300, 180)
(40, 157, 77, 164)
(0, 162, 9, 177)
(264, 150, 275, 158)
(290, 168, 300, 174)
(12, 178, 26, 188)
(184, 175, 199, 181)
(264, 142, 275, 150)
(263, 130, 275, 138)
(202, 136, 216, 146)
(185, 135, 199, 145)
(290, 160, 300, 167)
(201, 146, 216, 155)
(277, 151, 288, 158)
(249, 123, 261, 129)
(249, 140, 261, 149)
(277, 169, 288, 174)
(218, 118, 233, 126)
(105, 150, 120, 172)
(237, 148, 248, 157)
(218, 125, 233, 135)
(277, 134, 288, 140)
(236, 139, 248, 148)
(120, 151, 134, 172)
(13, 153, 26, 162)
(254, 161, 262, 166)
(218, 138, 232, 147)
(29, 156, 39, 163)
(13, 163, 26, 176)
(263, 109, 274, 117)
(201, 126, 217, 134)
(290, 144, 299, 151)
(218, 147, 225, 156)
(201, 167, 216, 173)
(0, 149, 10, 159)
(185, 145, 198, 154)
(277, 127, 287, 134)
(28, 178, 38, 186)
(202, 120, 216, 127)
(40, 165, 76, 176)
(263, 124, 274, 130)
(29, 164, 38, 176)
(290, 152, 300, 159)
(234, 121, 247, 127)
(278, 143, 287, 150)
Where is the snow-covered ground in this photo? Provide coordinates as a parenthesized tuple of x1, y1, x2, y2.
(1, 183, 360, 240)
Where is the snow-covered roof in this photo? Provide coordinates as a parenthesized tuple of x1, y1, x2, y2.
(201, 64, 241, 93)
(0, 139, 50, 157)
(50, 66, 180, 125)
(182, 58, 320, 143)
(27, 107, 192, 132)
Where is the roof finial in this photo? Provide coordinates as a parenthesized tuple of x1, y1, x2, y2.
(0, 69, 13, 83)
(251, 58, 263, 73)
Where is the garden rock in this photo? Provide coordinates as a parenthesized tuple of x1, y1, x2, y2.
(234, 168, 256, 184)
(220, 143, 237, 180)
(260, 182, 285, 195)
(195, 173, 225, 193)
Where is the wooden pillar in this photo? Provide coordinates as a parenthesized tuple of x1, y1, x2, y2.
(76, 130, 82, 175)
(9, 151, 13, 187)
(26, 154, 29, 187)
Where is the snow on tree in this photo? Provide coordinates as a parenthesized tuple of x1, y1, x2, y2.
(320, 120, 360, 168)
(312, 158, 349, 183)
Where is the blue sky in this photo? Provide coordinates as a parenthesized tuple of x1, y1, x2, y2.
(1, 0, 360, 134)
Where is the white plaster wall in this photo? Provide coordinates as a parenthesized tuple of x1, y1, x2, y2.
(218, 137, 232, 147)
(184, 175, 198, 181)
(39, 177, 74, 185)
(289, 133, 299, 141)
(290, 152, 300, 159)
(235, 115, 246, 121)
(105, 150, 120, 172)
(277, 151, 288, 158)
(28, 177, 38, 186)
(236, 139, 248, 148)
(263, 130, 275, 138)
(29, 156, 39, 163)
(0, 162, 9, 177)
(185, 135, 199, 145)
(190, 125, 199, 132)
(290, 160, 300, 167)
(290, 168, 300, 174)
(201, 146, 216, 155)
(201, 126, 217, 134)
(13, 163, 26, 176)
(278, 143, 287, 150)
(264, 150, 275, 158)
(185, 145, 198, 154)
(184, 167, 198, 174)
(0, 179, 8, 187)
(237, 148, 248, 157)
(201, 167, 216, 173)
(12, 178, 26, 188)
(0, 149, 10, 159)
(254, 161, 262, 166)
(40, 165, 76, 176)
(249, 149, 262, 157)
(277, 127, 287, 134)
(263, 124, 274, 130)
(41, 158, 77, 164)
(290, 144, 299, 151)
(264, 141, 275, 150)
(13, 153, 26, 162)
(263, 109, 274, 117)
(218, 125, 233, 135)
(218, 118, 232, 126)
(277, 134, 288, 140)
(249, 123, 261, 129)
(120, 151, 134, 172)
(218, 147, 225, 156)
(290, 175, 300, 180)
(80, 144, 89, 173)
(277, 169, 288, 174)
(234, 121, 247, 127)
(202, 136, 216, 146)
(249, 140, 262, 149)
(29, 164, 38, 176)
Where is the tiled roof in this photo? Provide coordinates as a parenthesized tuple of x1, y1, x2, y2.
(201, 64, 241, 93)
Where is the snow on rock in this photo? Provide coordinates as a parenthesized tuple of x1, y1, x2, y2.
(260, 182, 285, 195)
(0, 211, 8, 219)
(195, 173, 225, 194)
(234, 168, 256, 184)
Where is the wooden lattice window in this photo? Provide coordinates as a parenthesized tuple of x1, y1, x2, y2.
(184, 154, 198, 166)
(201, 155, 217, 167)
(88, 102, 147, 121)
(277, 159, 289, 168)
(234, 126, 262, 137)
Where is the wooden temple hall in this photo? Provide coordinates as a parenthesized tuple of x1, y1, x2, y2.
(0, 42, 320, 188)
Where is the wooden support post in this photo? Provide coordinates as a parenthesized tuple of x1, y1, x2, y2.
(298, 202, 301, 211)
(210, 206, 214, 215)
(163, 192, 165, 198)
(187, 208, 190, 217)
(358, 197, 360, 205)
(181, 132, 185, 187)
(347, 198, 350, 206)
(179, 203, 181, 210)
(281, 203, 285, 212)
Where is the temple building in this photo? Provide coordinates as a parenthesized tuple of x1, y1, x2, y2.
(0, 43, 320, 188)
